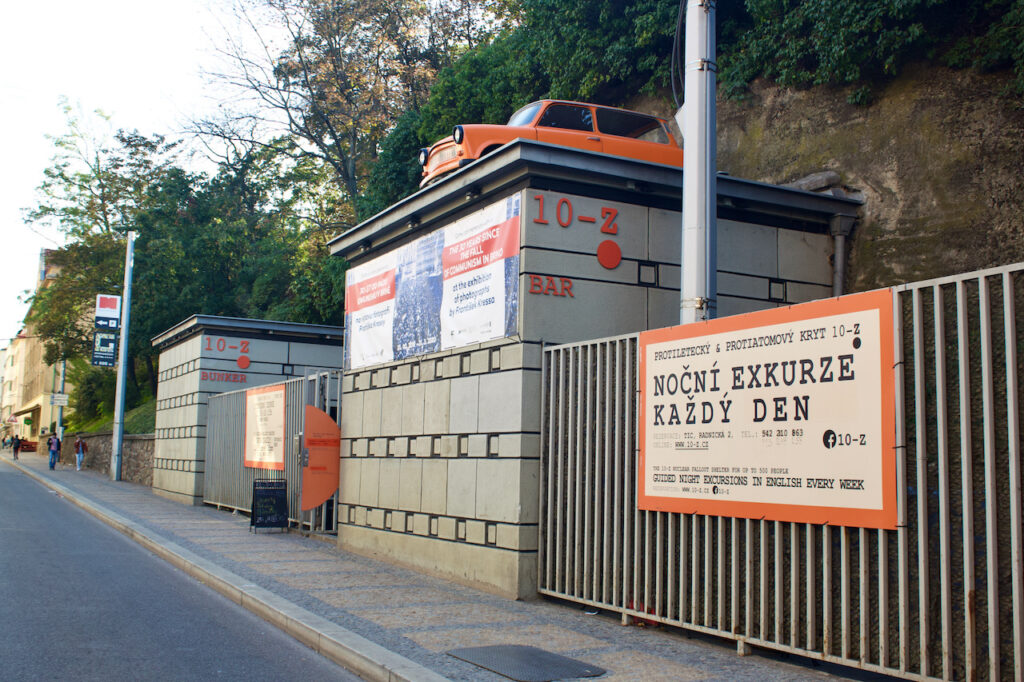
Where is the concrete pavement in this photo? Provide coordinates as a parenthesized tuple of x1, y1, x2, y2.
(2, 450, 872, 681)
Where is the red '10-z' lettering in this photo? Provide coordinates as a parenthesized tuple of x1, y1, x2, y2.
(600, 207, 618, 234)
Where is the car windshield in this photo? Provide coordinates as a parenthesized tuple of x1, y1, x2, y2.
(507, 102, 542, 127)
(595, 108, 669, 143)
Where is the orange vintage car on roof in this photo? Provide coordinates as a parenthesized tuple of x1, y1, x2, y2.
(417, 100, 683, 186)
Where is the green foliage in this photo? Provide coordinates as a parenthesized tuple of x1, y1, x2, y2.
(945, 0, 1024, 97)
(358, 109, 430, 220)
(27, 113, 350, 420)
(518, 0, 676, 101)
(71, 398, 156, 435)
(66, 360, 117, 426)
(418, 30, 546, 142)
(719, 0, 1024, 101)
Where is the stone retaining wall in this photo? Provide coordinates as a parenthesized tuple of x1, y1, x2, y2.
(59, 433, 154, 486)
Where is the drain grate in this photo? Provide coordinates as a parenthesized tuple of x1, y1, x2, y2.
(447, 644, 606, 682)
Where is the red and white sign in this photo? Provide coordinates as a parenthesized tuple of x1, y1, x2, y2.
(638, 289, 897, 529)
(244, 384, 286, 470)
(439, 200, 519, 348)
(344, 195, 520, 370)
(344, 251, 398, 369)
(95, 294, 121, 319)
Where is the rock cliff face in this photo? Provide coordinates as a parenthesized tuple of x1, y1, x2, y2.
(715, 65, 1024, 291)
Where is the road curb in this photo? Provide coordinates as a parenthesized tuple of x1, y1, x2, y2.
(5, 460, 450, 682)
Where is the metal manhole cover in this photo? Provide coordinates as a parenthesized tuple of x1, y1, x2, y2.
(447, 644, 606, 682)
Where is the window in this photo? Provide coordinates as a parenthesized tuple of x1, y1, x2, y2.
(507, 102, 542, 127)
(595, 108, 669, 143)
(536, 104, 594, 132)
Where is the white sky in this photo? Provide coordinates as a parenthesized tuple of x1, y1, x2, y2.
(0, 0, 246, 347)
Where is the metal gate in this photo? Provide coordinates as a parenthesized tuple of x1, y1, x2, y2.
(205, 370, 343, 532)
(539, 262, 1023, 681)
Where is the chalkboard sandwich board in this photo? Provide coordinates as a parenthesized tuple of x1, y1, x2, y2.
(251, 479, 289, 532)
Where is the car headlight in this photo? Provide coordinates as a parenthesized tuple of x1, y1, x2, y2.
(452, 125, 465, 144)
(418, 148, 430, 166)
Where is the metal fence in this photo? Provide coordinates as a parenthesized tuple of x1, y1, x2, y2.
(539, 262, 1023, 681)
(204, 370, 343, 531)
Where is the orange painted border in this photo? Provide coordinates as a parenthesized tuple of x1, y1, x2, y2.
(638, 289, 897, 530)
(244, 384, 287, 471)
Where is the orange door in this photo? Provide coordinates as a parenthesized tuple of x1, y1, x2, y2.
(533, 103, 603, 155)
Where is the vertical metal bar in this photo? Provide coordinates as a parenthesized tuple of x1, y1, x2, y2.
(841, 528, 850, 660)
(681, 511, 690, 623)
(746, 518, 753, 639)
(893, 288, 910, 674)
(824, 525, 833, 657)
(859, 527, 868, 664)
(543, 349, 555, 590)
(934, 285, 953, 678)
(913, 287, 931, 678)
(692, 515, 700, 623)
(613, 342, 624, 608)
(656, 513, 665, 618)
(626, 339, 634, 614)
(598, 346, 606, 602)
(760, 519, 768, 639)
(880, 530, 889, 668)
(807, 524, 817, 651)
(591, 346, 600, 600)
(775, 521, 783, 644)
(668, 513, 676, 621)
(583, 346, 593, 600)
(1004, 271, 1023, 681)
(732, 518, 739, 634)
(718, 515, 725, 630)
(980, 276, 1000, 682)
(957, 280, 977, 679)
(792, 522, 800, 649)
(704, 515, 712, 626)
(556, 349, 567, 593)
(574, 348, 584, 597)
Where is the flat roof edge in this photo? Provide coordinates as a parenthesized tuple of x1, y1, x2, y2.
(328, 140, 862, 261)
(151, 314, 344, 348)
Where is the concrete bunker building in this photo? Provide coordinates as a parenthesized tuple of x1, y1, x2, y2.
(328, 140, 860, 597)
(151, 316, 344, 505)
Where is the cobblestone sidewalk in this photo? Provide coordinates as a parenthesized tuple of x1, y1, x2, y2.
(4, 451, 871, 681)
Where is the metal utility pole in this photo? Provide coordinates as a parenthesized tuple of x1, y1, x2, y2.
(676, 0, 718, 324)
(57, 359, 66, 442)
(111, 231, 136, 481)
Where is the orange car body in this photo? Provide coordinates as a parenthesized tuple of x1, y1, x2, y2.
(419, 100, 683, 186)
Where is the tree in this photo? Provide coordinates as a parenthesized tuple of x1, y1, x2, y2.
(195, 0, 508, 216)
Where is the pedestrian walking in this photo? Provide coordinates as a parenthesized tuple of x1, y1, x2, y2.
(47, 434, 61, 470)
(12, 435, 20, 460)
(74, 435, 88, 471)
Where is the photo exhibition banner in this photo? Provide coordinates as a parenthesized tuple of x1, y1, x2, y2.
(638, 290, 897, 529)
(344, 195, 521, 370)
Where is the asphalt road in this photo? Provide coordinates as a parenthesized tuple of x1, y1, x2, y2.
(0, 463, 361, 681)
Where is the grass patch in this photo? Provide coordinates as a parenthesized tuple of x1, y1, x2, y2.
(69, 399, 156, 435)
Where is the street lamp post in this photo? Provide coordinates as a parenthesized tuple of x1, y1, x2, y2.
(110, 231, 136, 481)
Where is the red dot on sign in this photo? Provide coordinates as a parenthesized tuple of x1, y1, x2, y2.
(597, 240, 622, 269)
(236, 356, 251, 369)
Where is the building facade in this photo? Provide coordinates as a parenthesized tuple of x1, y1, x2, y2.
(328, 141, 861, 597)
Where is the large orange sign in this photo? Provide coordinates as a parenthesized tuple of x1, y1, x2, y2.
(301, 405, 340, 511)
(638, 289, 897, 529)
